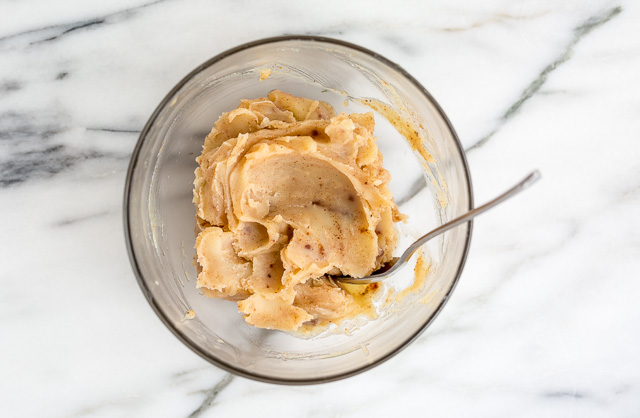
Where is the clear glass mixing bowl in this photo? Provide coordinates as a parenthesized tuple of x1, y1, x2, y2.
(124, 36, 473, 384)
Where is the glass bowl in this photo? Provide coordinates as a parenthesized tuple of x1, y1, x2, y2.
(124, 36, 473, 384)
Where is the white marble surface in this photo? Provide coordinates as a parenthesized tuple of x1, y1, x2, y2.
(2, 0, 639, 416)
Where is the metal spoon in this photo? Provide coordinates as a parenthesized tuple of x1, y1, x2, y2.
(333, 170, 541, 284)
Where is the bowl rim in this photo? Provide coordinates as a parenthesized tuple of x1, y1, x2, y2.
(123, 35, 474, 385)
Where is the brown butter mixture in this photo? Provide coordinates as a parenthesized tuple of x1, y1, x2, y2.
(193, 90, 405, 331)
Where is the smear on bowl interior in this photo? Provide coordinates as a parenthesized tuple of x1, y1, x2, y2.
(193, 90, 406, 332)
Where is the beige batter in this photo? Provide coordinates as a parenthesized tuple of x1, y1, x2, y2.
(193, 90, 405, 331)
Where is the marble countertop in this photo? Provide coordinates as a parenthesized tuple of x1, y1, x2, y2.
(2, 0, 639, 416)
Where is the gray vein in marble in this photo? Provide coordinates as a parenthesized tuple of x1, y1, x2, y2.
(68, 370, 232, 417)
(614, 384, 632, 395)
(0, 144, 129, 187)
(0, 111, 62, 141)
(86, 127, 141, 134)
(71, 400, 131, 417)
(466, 6, 622, 152)
(0, 0, 172, 47)
(439, 11, 549, 33)
(187, 373, 234, 418)
(616, 180, 640, 202)
(1, 80, 22, 93)
(543, 391, 586, 399)
(33, 19, 107, 45)
(380, 6, 622, 207)
(397, 176, 428, 206)
(55, 210, 112, 227)
(172, 367, 204, 381)
(287, 29, 345, 37)
(379, 34, 417, 55)
(0, 111, 134, 186)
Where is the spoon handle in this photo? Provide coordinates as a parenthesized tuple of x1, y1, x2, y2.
(399, 170, 541, 262)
